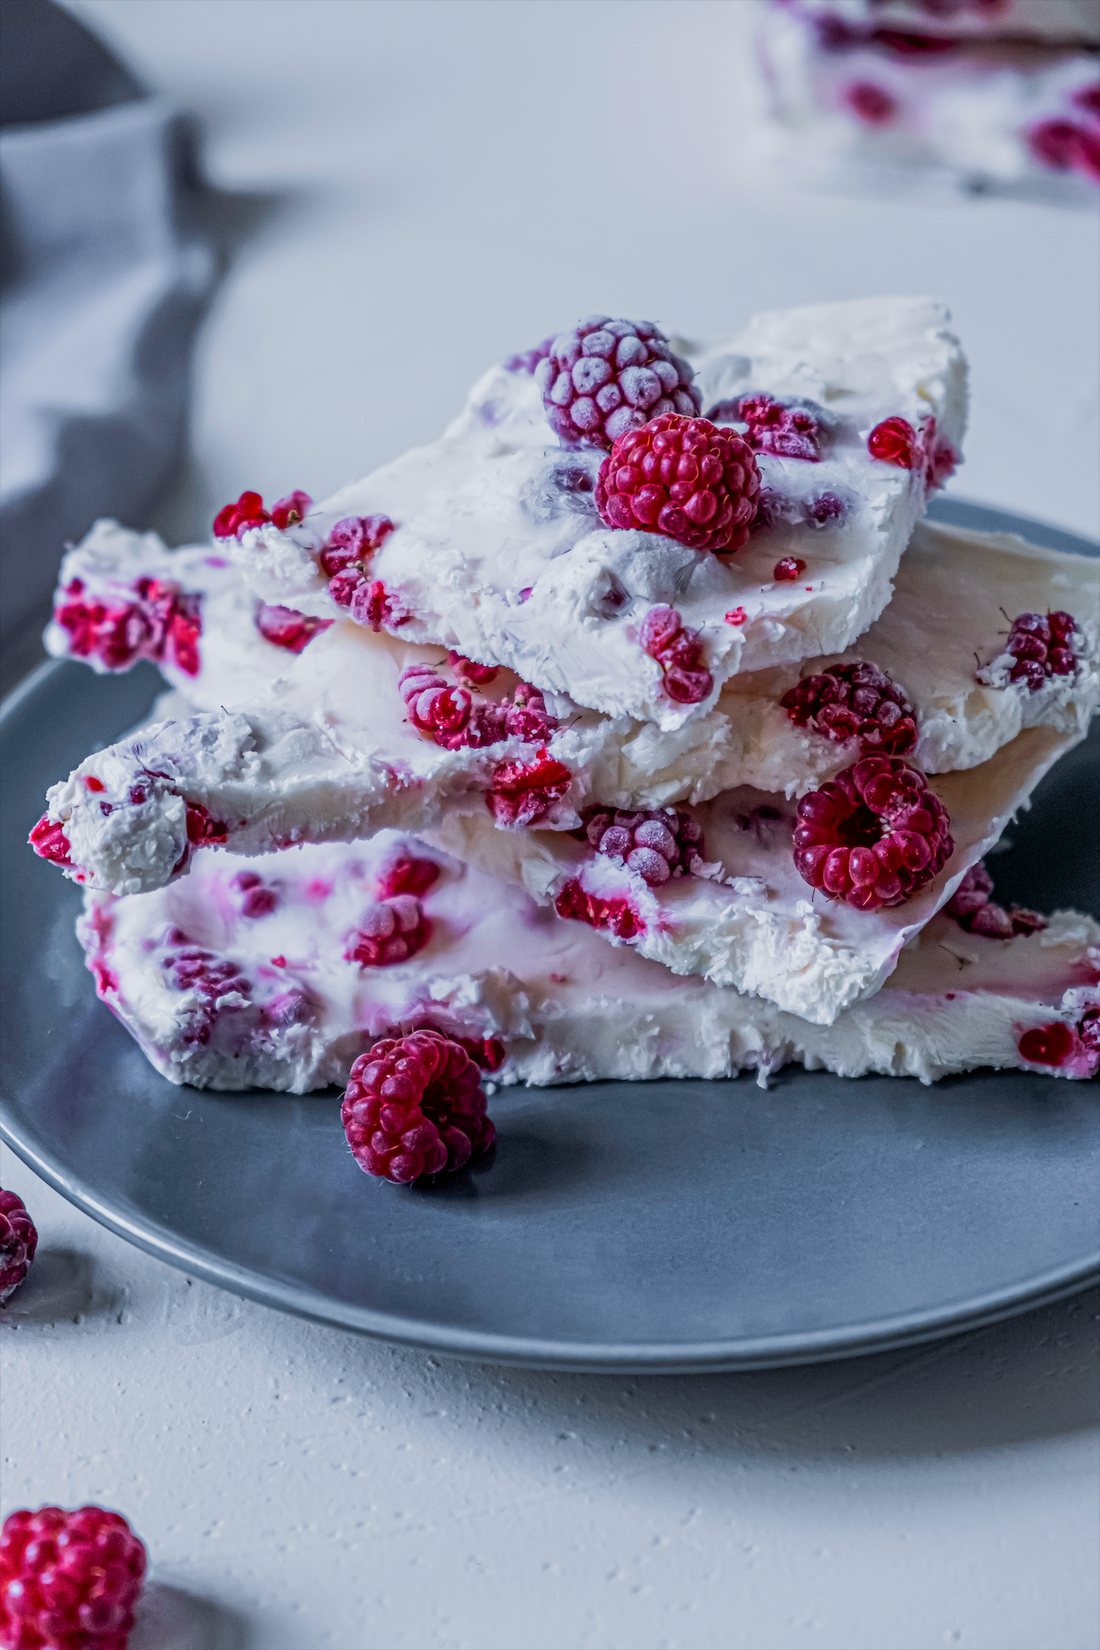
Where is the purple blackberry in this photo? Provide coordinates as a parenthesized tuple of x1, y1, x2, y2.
(535, 317, 700, 451)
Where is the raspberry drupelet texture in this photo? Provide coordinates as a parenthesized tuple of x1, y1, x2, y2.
(991, 610, 1082, 691)
(318, 515, 399, 621)
(255, 603, 332, 654)
(781, 660, 918, 756)
(0, 1190, 38, 1305)
(639, 605, 714, 706)
(535, 316, 700, 450)
(398, 667, 556, 751)
(213, 489, 312, 539)
(793, 756, 953, 911)
(345, 895, 430, 968)
(554, 882, 642, 941)
(0, 1504, 147, 1650)
(581, 806, 706, 888)
(596, 415, 761, 556)
(736, 394, 823, 462)
(55, 576, 203, 677)
(375, 854, 440, 901)
(486, 753, 572, 828)
(341, 1030, 494, 1183)
(28, 817, 74, 869)
(160, 938, 252, 1045)
(944, 861, 1046, 939)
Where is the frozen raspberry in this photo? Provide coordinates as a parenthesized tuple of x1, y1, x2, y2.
(1074, 84, 1100, 120)
(486, 753, 572, 828)
(944, 860, 1047, 938)
(29, 816, 73, 868)
(0, 1190, 37, 1304)
(536, 316, 700, 450)
(581, 806, 706, 887)
(1017, 1020, 1075, 1067)
(399, 666, 472, 739)
(503, 335, 555, 374)
(270, 490, 312, 529)
(54, 578, 203, 678)
(184, 802, 229, 847)
(345, 895, 430, 968)
(781, 660, 917, 756)
(774, 557, 806, 582)
(992, 610, 1080, 692)
(448, 652, 498, 686)
(255, 603, 332, 654)
(846, 82, 897, 124)
(351, 579, 407, 633)
(639, 605, 714, 706)
(376, 854, 440, 899)
(162, 942, 251, 1045)
(213, 490, 270, 539)
(794, 756, 953, 911)
(318, 515, 397, 612)
(231, 870, 278, 918)
(737, 394, 823, 462)
(554, 881, 642, 941)
(868, 417, 918, 469)
(944, 860, 993, 922)
(0, 1504, 147, 1650)
(341, 1029, 494, 1183)
(1028, 120, 1100, 182)
(502, 682, 557, 743)
(596, 415, 760, 556)
(1078, 1005, 1100, 1055)
(810, 493, 845, 525)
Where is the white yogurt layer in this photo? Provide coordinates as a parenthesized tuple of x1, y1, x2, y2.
(224, 297, 966, 730)
(429, 721, 1085, 1023)
(78, 834, 1100, 1093)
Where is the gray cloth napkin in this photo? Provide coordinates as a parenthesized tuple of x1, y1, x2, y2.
(1, 0, 217, 664)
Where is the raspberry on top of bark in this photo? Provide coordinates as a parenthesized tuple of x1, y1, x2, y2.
(639, 604, 714, 706)
(867, 417, 956, 492)
(596, 414, 761, 556)
(781, 660, 918, 756)
(977, 610, 1081, 693)
(535, 316, 700, 450)
(213, 489, 312, 539)
(580, 805, 706, 888)
(793, 756, 953, 912)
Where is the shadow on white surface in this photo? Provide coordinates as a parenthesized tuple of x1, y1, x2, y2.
(132, 1583, 250, 1650)
(0, 1245, 125, 1325)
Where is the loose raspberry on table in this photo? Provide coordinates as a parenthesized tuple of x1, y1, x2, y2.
(639, 605, 714, 706)
(345, 895, 430, 968)
(774, 557, 807, 582)
(0, 1190, 37, 1305)
(735, 394, 824, 462)
(255, 603, 332, 654)
(341, 1029, 494, 1183)
(793, 756, 953, 911)
(944, 860, 1046, 938)
(0, 1504, 147, 1650)
(486, 753, 572, 828)
(596, 415, 760, 556)
(554, 880, 642, 941)
(580, 806, 706, 887)
(781, 660, 917, 756)
(535, 316, 700, 450)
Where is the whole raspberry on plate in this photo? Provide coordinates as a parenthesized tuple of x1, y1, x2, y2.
(535, 316, 700, 449)
(0, 1504, 147, 1649)
(596, 415, 760, 555)
(781, 660, 917, 756)
(341, 1029, 495, 1183)
(793, 756, 953, 911)
(0, 1190, 37, 1304)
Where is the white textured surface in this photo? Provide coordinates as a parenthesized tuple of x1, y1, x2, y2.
(7, 3, 1098, 1645)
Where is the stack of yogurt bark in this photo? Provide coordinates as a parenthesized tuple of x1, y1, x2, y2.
(30, 298, 1100, 1100)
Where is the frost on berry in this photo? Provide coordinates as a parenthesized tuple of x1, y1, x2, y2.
(735, 394, 825, 462)
(554, 880, 643, 941)
(345, 895, 431, 968)
(639, 605, 714, 706)
(781, 660, 917, 756)
(580, 806, 706, 887)
(0, 1189, 38, 1304)
(793, 756, 953, 911)
(54, 575, 204, 677)
(341, 1029, 494, 1183)
(596, 414, 761, 556)
(318, 515, 398, 618)
(398, 664, 556, 752)
(503, 335, 555, 374)
(486, 753, 572, 828)
(0, 1504, 147, 1649)
(255, 603, 332, 654)
(944, 860, 1047, 939)
(535, 316, 701, 450)
(978, 609, 1081, 693)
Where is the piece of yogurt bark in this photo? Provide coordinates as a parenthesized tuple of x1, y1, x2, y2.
(78, 833, 1100, 1093)
(221, 297, 967, 731)
(785, 0, 1100, 47)
(35, 516, 1096, 917)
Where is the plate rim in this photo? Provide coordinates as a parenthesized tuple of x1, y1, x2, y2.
(4, 498, 1098, 1372)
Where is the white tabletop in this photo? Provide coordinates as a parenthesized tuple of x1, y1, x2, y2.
(4, 4, 1098, 1647)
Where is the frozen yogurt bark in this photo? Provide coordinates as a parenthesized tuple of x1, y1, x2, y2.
(78, 834, 1100, 1092)
(220, 297, 967, 730)
(787, 0, 1100, 46)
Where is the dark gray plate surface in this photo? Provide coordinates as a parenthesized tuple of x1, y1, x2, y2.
(2, 499, 1098, 1371)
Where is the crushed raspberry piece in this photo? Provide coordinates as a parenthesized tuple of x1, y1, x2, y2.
(1027, 119, 1100, 182)
(487, 753, 572, 828)
(449, 652, 498, 686)
(774, 557, 806, 582)
(342, 1029, 494, 1183)
(185, 803, 229, 846)
(503, 335, 555, 374)
(0, 1504, 147, 1649)
(944, 860, 1047, 938)
(502, 681, 557, 743)
(345, 895, 430, 967)
(981, 610, 1081, 693)
(1078, 1005, 1100, 1054)
(29, 815, 73, 867)
(376, 855, 440, 899)
(639, 605, 714, 705)
(1017, 1020, 1075, 1067)
(0, 1189, 38, 1304)
(213, 490, 272, 539)
(554, 880, 642, 941)
(84, 776, 105, 792)
(846, 82, 897, 124)
(794, 756, 953, 911)
(536, 316, 700, 450)
(596, 414, 760, 556)
(55, 577, 203, 677)
(868, 416, 918, 469)
(725, 607, 746, 626)
(781, 660, 917, 756)
(255, 603, 332, 654)
(319, 515, 397, 614)
(580, 806, 706, 887)
(352, 579, 407, 633)
(736, 394, 823, 462)
(399, 664, 472, 739)
(270, 490, 312, 529)
(231, 870, 278, 918)
(161, 942, 251, 1045)
(810, 492, 845, 524)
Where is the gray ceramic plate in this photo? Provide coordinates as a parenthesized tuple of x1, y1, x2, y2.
(2, 499, 1098, 1371)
